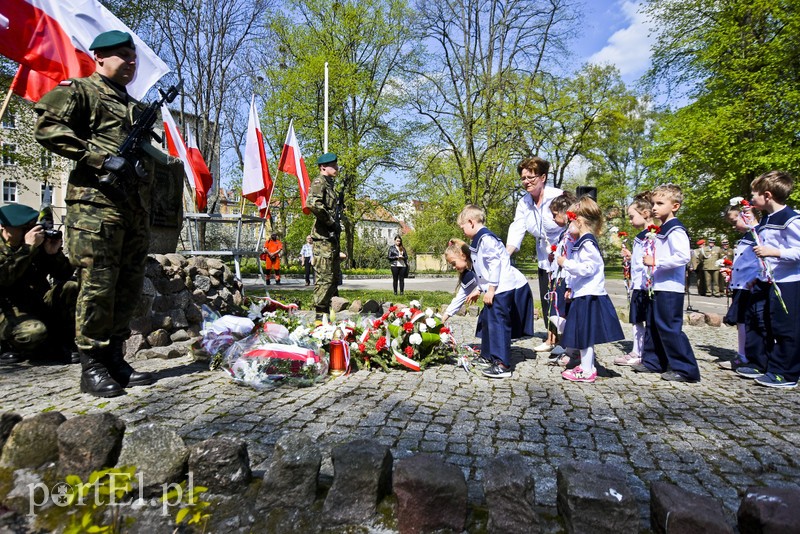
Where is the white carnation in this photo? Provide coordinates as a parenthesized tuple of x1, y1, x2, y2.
(425, 308, 434, 317)
(410, 300, 421, 308)
(440, 333, 451, 344)
(426, 318, 436, 328)
(409, 333, 423, 345)
(729, 196, 744, 206)
(419, 324, 428, 333)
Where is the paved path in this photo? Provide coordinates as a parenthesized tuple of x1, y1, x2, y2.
(1, 278, 797, 530)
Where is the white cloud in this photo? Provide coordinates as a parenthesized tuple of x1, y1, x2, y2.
(588, 1, 655, 80)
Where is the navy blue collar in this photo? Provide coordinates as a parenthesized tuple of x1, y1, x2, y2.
(758, 206, 800, 230)
(469, 227, 501, 253)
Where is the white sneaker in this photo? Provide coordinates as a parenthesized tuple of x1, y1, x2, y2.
(534, 342, 554, 352)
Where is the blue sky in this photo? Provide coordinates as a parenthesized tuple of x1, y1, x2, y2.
(572, 0, 654, 87)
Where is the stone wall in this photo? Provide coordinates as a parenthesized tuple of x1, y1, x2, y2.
(123, 254, 245, 360)
(0, 412, 796, 533)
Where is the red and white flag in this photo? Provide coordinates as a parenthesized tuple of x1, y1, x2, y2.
(0, 0, 169, 102)
(242, 96, 273, 218)
(185, 124, 213, 212)
(162, 106, 213, 212)
(277, 120, 311, 214)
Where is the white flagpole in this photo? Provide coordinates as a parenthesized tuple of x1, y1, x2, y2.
(324, 62, 329, 152)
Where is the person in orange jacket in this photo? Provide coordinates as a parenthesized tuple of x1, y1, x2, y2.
(262, 233, 283, 285)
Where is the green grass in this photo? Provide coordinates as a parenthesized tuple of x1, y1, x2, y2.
(264, 289, 456, 310)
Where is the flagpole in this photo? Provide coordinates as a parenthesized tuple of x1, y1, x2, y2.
(324, 62, 329, 153)
(0, 87, 14, 126)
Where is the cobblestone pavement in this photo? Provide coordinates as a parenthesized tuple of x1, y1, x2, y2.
(1, 299, 798, 529)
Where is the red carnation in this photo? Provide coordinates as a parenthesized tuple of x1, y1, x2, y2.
(723, 258, 733, 266)
(389, 305, 398, 313)
(566, 211, 577, 221)
(647, 224, 661, 234)
(403, 322, 414, 333)
(358, 343, 366, 353)
(405, 346, 414, 357)
(375, 336, 387, 352)
(741, 199, 750, 207)
(410, 308, 420, 315)
(618, 231, 628, 237)
(373, 319, 383, 329)
(440, 327, 450, 334)
(550, 244, 557, 252)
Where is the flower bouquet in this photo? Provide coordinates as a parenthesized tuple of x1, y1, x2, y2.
(351, 300, 460, 372)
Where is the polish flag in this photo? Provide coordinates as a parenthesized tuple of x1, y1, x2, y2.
(162, 106, 213, 212)
(277, 120, 311, 214)
(0, 0, 169, 102)
(185, 124, 213, 212)
(242, 96, 273, 218)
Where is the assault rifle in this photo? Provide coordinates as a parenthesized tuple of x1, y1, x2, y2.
(99, 80, 183, 195)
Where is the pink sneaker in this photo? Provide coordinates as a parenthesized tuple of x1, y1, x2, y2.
(561, 366, 597, 383)
(613, 353, 641, 366)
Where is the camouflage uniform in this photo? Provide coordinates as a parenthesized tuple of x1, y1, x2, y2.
(307, 173, 341, 312)
(34, 72, 154, 352)
(0, 235, 77, 354)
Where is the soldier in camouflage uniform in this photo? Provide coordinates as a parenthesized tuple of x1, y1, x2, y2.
(0, 204, 77, 364)
(307, 152, 342, 315)
(34, 30, 156, 397)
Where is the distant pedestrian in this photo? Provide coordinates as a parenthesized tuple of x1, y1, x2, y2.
(387, 235, 408, 295)
(299, 235, 314, 286)
(262, 233, 283, 285)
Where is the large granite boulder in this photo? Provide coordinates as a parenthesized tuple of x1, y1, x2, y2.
(394, 454, 467, 534)
(322, 439, 392, 525)
(57, 413, 126, 479)
(1, 412, 65, 469)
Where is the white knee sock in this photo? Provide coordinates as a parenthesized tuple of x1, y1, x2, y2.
(580, 346, 595, 372)
(737, 323, 748, 361)
(632, 323, 645, 356)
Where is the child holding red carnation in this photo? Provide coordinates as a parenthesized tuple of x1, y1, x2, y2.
(719, 200, 763, 372)
(615, 191, 655, 367)
(631, 184, 701, 382)
(556, 196, 624, 383)
(542, 191, 577, 363)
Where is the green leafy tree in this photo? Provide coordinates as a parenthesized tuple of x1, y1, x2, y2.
(258, 0, 422, 265)
(407, 0, 579, 211)
(643, 0, 800, 234)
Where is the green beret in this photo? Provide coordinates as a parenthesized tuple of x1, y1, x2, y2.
(316, 152, 337, 165)
(89, 30, 135, 51)
(0, 204, 38, 228)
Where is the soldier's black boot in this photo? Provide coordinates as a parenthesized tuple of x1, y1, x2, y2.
(107, 338, 154, 388)
(80, 350, 124, 397)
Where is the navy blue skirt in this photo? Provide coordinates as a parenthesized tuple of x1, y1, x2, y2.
(724, 289, 749, 326)
(561, 295, 625, 349)
(629, 289, 650, 324)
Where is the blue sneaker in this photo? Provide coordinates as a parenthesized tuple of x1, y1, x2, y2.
(754, 373, 798, 389)
(735, 366, 765, 379)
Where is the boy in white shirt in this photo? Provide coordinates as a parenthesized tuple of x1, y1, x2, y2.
(631, 184, 701, 382)
(458, 205, 534, 379)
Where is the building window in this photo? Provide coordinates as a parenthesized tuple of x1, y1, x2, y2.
(41, 182, 54, 203)
(3, 181, 17, 203)
(1, 113, 15, 129)
(40, 149, 53, 169)
(2, 144, 17, 166)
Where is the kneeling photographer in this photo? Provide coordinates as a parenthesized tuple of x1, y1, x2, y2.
(0, 203, 78, 364)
